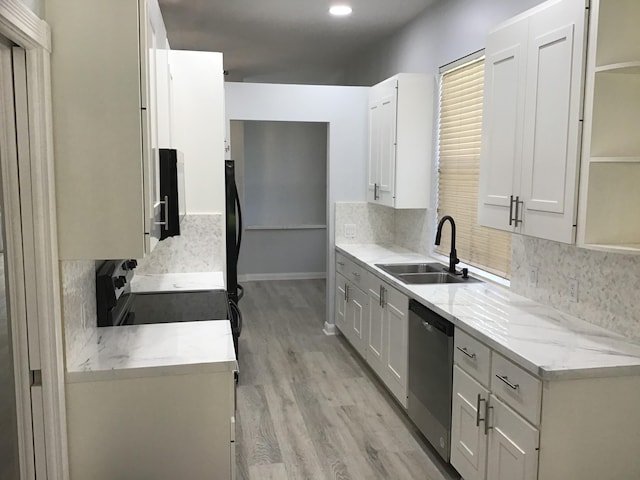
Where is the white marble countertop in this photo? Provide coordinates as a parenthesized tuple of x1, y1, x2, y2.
(67, 320, 237, 383)
(131, 271, 225, 293)
(336, 243, 640, 380)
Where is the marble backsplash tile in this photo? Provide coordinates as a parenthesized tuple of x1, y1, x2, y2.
(335, 202, 394, 245)
(61, 260, 96, 367)
(511, 235, 640, 343)
(136, 214, 225, 274)
(394, 208, 435, 256)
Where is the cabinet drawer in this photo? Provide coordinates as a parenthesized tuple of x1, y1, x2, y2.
(454, 329, 491, 388)
(336, 253, 368, 290)
(491, 353, 541, 426)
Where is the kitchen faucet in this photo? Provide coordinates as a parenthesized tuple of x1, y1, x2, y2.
(435, 215, 460, 274)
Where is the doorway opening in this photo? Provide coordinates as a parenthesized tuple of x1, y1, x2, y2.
(230, 120, 328, 282)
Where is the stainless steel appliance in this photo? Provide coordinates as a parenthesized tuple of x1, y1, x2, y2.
(159, 148, 185, 240)
(407, 299, 455, 461)
(96, 260, 230, 328)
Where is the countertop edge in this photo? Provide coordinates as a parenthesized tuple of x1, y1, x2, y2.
(67, 359, 238, 384)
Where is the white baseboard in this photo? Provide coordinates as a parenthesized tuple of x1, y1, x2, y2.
(238, 272, 326, 282)
(323, 321, 337, 336)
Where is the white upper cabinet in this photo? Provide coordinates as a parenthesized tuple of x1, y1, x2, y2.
(367, 74, 435, 209)
(47, 0, 168, 260)
(478, 0, 589, 243)
(576, 0, 640, 253)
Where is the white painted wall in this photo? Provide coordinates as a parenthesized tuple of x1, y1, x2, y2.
(170, 50, 225, 214)
(225, 82, 369, 329)
(344, 0, 545, 85)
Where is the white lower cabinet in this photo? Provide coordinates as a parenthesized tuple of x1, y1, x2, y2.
(367, 279, 409, 407)
(67, 370, 235, 480)
(451, 366, 489, 480)
(335, 252, 409, 408)
(451, 328, 640, 480)
(487, 395, 539, 480)
(452, 350, 540, 480)
(335, 271, 369, 358)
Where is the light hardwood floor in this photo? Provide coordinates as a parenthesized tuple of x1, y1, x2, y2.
(235, 279, 459, 480)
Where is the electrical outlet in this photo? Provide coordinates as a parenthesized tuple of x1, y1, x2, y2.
(568, 278, 579, 303)
(344, 223, 356, 239)
(528, 267, 538, 287)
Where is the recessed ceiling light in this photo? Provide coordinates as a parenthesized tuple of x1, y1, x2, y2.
(329, 5, 353, 16)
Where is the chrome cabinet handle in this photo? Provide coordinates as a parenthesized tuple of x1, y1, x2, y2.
(509, 195, 515, 226)
(495, 374, 519, 390)
(156, 195, 170, 231)
(485, 403, 494, 435)
(374, 183, 379, 200)
(163, 195, 169, 231)
(382, 287, 386, 307)
(476, 394, 486, 428)
(514, 196, 523, 226)
(456, 346, 476, 359)
(345, 284, 350, 303)
(379, 285, 384, 307)
(337, 261, 345, 267)
(352, 272, 360, 278)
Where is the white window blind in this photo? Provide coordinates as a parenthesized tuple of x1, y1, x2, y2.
(436, 58, 512, 279)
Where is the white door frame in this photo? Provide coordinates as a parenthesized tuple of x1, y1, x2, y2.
(0, 2, 69, 479)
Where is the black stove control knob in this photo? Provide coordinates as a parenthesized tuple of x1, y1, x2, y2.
(113, 276, 127, 289)
(126, 259, 138, 270)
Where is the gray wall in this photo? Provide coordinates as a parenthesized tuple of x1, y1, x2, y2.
(344, 0, 545, 85)
(235, 120, 328, 278)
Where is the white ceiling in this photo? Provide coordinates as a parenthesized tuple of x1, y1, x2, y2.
(158, 0, 437, 81)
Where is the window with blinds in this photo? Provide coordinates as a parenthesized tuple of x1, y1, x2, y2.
(435, 57, 512, 279)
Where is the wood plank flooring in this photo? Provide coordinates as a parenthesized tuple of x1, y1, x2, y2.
(235, 279, 459, 480)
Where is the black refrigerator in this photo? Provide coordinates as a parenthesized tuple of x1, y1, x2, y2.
(225, 160, 243, 357)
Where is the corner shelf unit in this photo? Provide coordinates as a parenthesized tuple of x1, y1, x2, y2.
(577, 0, 640, 253)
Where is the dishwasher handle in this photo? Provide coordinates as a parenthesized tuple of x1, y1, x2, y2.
(409, 299, 454, 336)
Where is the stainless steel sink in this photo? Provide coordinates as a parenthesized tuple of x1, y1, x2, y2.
(397, 272, 481, 284)
(375, 262, 483, 285)
(375, 262, 447, 275)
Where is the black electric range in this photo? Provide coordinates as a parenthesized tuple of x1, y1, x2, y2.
(96, 260, 237, 355)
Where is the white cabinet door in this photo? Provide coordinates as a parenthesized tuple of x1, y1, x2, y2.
(478, 0, 587, 244)
(366, 283, 385, 378)
(367, 102, 382, 203)
(520, 0, 586, 243)
(382, 284, 408, 407)
(478, 16, 528, 233)
(335, 274, 348, 336)
(368, 78, 397, 206)
(377, 92, 397, 207)
(487, 395, 539, 480)
(451, 366, 490, 480)
(346, 284, 369, 357)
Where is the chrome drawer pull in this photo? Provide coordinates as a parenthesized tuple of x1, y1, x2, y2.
(352, 272, 360, 278)
(337, 261, 345, 266)
(456, 346, 476, 359)
(495, 374, 519, 390)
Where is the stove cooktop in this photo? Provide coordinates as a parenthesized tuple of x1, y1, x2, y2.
(120, 290, 230, 326)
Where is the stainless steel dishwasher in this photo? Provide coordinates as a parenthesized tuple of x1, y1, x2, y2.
(407, 299, 454, 461)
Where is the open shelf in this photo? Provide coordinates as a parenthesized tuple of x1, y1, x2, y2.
(595, 62, 640, 74)
(582, 163, 640, 249)
(582, 243, 640, 254)
(595, 0, 640, 68)
(590, 156, 640, 164)
(590, 72, 640, 157)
